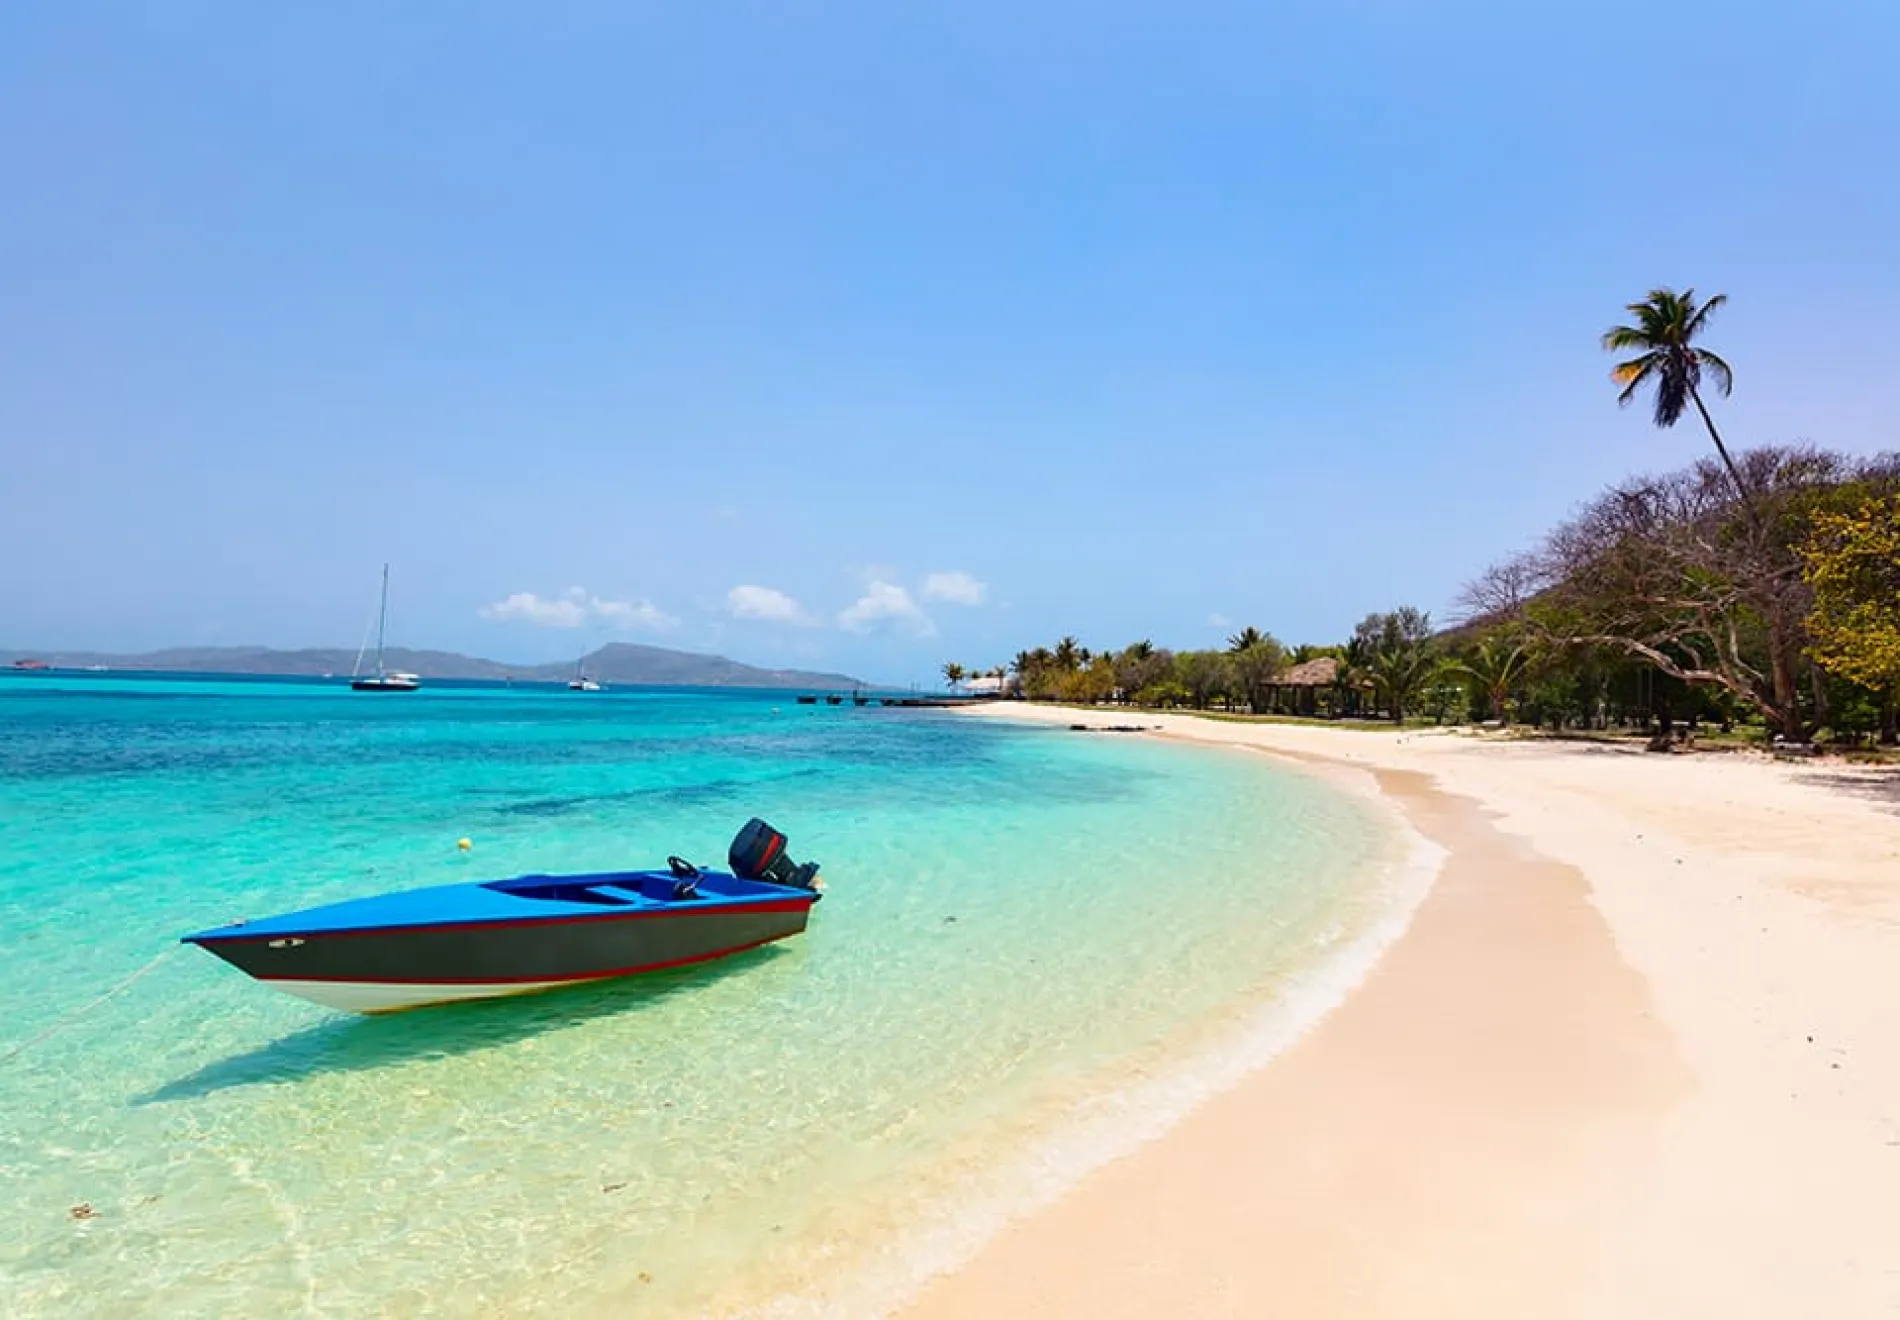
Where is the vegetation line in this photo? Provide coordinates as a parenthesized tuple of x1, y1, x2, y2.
(943, 288, 1899, 755)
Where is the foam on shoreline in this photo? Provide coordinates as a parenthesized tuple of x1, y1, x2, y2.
(744, 753, 1446, 1319)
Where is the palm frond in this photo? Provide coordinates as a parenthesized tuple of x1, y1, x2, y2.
(1610, 354, 1656, 385)
(1612, 353, 1656, 405)
(1604, 286, 1732, 428)
(1683, 291, 1726, 337)
(1695, 348, 1734, 397)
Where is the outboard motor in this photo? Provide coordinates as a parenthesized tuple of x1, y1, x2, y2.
(729, 818, 821, 890)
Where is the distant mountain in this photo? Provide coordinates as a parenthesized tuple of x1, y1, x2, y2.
(550, 643, 861, 689)
(0, 643, 864, 690)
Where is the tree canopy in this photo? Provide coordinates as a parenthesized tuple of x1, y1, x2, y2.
(1803, 493, 1900, 695)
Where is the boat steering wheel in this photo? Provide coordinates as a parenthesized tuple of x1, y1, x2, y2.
(665, 855, 701, 899)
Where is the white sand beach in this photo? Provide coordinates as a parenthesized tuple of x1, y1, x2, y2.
(903, 706, 1900, 1318)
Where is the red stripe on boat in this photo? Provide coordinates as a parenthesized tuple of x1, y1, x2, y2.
(255, 935, 789, 986)
(204, 897, 816, 943)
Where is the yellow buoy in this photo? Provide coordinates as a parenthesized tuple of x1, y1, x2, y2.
(457, 838, 472, 851)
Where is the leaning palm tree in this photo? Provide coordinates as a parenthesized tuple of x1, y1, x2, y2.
(942, 661, 965, 692)
(1603, 287, 1749, 510)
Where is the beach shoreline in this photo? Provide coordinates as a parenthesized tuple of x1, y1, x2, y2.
(740, 728, 1446, 1320)
(896, 705, 1900, 1318)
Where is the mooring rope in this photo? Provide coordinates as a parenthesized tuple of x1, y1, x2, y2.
(0, 948, 176, 1067)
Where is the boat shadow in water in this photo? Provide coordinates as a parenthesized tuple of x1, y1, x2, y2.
(136, 945, 792, 1105)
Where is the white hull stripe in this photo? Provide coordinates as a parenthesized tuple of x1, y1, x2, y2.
(263, 977, 595, 1014)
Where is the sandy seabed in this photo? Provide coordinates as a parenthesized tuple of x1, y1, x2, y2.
(897, 707, 1900, 1319)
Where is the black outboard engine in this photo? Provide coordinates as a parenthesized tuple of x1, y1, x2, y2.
(729, 818, 821, 890)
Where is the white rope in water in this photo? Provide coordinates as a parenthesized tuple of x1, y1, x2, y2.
(0, 948, 176, 1066)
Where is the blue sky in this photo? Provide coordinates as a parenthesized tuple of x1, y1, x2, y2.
(4, 2, 1897, 686)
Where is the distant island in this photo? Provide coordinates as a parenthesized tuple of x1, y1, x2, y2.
(0, 642, 865, 691)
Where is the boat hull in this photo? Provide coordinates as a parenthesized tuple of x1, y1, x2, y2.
(259, 977, 631, 1014)
(190, 898, 814, 1013)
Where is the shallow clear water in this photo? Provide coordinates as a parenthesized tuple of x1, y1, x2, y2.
(0, 675, 1399, 1316)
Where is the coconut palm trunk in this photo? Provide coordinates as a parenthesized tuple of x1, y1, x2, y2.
(1605, 287, 1806, 739)
(1687, 383, 1753, 518)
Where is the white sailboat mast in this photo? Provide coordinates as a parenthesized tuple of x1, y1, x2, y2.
(375, 563, 391, 678)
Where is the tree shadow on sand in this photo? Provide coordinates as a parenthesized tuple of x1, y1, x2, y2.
(1794, 767, 1900, 817)
(135, 944, 792, 1105)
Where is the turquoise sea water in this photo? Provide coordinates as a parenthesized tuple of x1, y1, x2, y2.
(0, 675, 1402, 1316)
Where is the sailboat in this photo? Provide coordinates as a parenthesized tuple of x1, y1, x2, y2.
(351, 564, 422, 692)
(567, 655, 602, 692)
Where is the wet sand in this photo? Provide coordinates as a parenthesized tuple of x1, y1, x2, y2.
(901, 709, 1900, 1318)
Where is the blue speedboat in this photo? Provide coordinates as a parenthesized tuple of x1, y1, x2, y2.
(183, 819, 822, 1014)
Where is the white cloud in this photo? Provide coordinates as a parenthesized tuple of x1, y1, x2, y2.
(480, 586, 676, 632)
(591, 597, 678, 631)
(727, 584, 808, 623)
(1208, 612, 1232, 629)
(480, 590, 590, 628)
(838, 580, 936, 636)
(922, 570, 988, 606)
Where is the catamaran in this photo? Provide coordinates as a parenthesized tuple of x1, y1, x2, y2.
(351, 564, 421, 692)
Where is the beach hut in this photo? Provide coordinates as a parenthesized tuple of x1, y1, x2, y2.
(1263, 656, 1347, 717)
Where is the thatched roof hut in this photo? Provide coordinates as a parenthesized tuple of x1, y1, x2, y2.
(1276, 656, 1339, 687)
(1254, 654, 1373, 718)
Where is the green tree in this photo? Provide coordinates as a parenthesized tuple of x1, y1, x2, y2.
(942, 661, 965, 691)
(1452, 634, 1537, 724)
(1009, 650, 1034, 695)
(1011, 647, 1056, 698)
(1332, 635, 1373, 718)
(1059, 653, 1117, 704)
(1356, 608, 1439, 724)
(1603, 287, 1747, 510)
(1113, 640, 1170, 702)
(1803, 493, 1900, 743)
(1230, 637, 1286, 714)
(1173, 650, 1233, 710)
(1053, 636, 1083, 671)
(1226, 626, 1267, 654)
(1600, 292, 1812, 735)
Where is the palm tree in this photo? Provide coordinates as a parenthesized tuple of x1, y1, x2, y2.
(1226, 626, 1266, 654)
(1452, 636, 1536, 725)
(1335, 634, 1373, 718)
(1228, 634, 1285, 714)
(1368, 645, 1442, 725)
(942, 661, 965, 692)
(1603, 288, 1749, 511)
(1053, 636, 1082, 671)
(1605, 288, 1806, 736)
